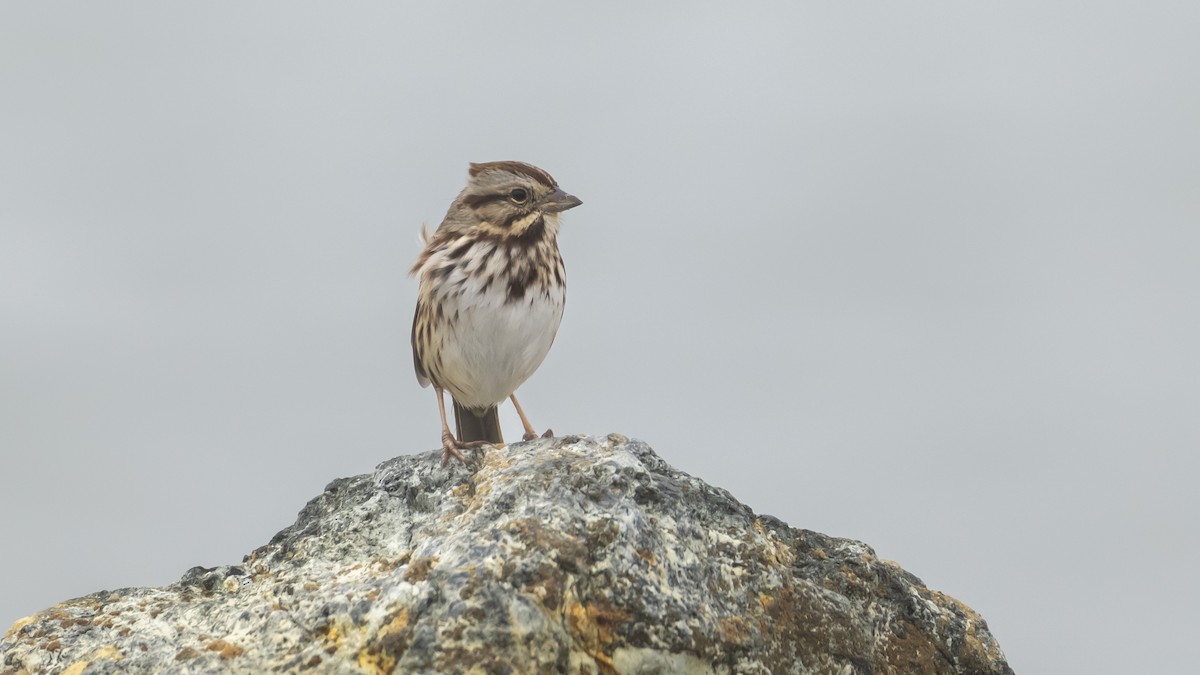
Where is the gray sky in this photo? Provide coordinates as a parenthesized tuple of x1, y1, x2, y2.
(2, 3, 1197, 672)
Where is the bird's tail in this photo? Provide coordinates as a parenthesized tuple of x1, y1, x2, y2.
(453, 400, 504, 445)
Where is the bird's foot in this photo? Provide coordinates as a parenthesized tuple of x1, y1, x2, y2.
(522, 428, 555, 441)
(441, 431, 491, 467)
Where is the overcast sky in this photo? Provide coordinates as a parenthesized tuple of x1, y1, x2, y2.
(2, 3, 1197, 673)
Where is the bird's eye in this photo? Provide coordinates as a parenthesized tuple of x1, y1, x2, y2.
(509, 188, 529, 203)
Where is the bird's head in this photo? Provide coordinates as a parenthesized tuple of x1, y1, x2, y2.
(453, 161, 582, 241)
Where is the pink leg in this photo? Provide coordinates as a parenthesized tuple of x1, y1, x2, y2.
(435, 386, 488, 466)
(509, 393, 553, 441)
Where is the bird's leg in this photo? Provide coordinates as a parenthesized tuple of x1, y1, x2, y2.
(509, 393, 552, 441)
(435, 386, 488, 466)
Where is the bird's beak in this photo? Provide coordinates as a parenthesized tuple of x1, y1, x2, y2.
(540, 189, 583, 213)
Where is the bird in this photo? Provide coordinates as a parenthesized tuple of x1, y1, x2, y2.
(410, 161, 582, 465)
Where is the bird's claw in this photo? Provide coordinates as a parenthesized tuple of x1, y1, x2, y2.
(522, 428, 554, 441)
(440, 432, 490, 467)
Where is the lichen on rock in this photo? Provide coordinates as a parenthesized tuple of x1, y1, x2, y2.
(2, 434, 1013, 674)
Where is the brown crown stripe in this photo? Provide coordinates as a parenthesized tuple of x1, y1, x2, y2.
(468, 161, 557, 189)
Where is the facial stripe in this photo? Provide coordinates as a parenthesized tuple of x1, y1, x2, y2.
(501, 211, 542, 231)
(462, 192, 509, 209)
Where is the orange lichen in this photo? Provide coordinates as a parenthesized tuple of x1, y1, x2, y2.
(565, 598, 628, 672)
(718, 616, 753, 645)
(205, 639, 244, 659)
(404, 556, 439, 582)
(356, 609, 410, 674)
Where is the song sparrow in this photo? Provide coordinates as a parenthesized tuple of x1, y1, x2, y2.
(410, 161, 582, 465)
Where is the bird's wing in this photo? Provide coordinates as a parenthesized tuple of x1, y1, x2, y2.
(411, 301, 431, 388)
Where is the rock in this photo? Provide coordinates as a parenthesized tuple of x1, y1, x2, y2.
(2, 434, 1012, 674)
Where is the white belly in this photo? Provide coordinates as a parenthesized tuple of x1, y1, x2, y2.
(434, 281, 564, 408)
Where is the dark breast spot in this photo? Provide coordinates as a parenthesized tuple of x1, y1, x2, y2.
(506, 265, 539, 303)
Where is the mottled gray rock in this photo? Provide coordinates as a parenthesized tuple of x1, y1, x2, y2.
(2, 435, 1012, 674)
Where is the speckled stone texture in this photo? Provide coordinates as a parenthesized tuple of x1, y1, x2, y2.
(2, 435, 1012, 674)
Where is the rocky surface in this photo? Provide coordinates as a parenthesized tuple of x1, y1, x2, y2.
(2, 434, 1012, 674)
